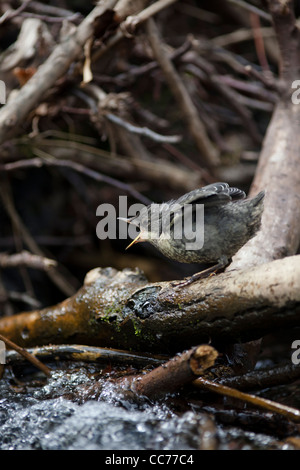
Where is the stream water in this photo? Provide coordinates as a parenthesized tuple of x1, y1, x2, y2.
(0, 362, 297, 450)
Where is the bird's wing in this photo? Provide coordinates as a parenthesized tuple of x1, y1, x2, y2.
(175, 182, 245, 206)
(168, 183, 246, 228)
(227, 186, 246, 200)
(121, 183, 246, 232)
(204, 182, 245, 200)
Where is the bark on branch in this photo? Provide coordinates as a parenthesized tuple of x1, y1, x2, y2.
(0, 255, 299, 354)
(131, 344, 218, 398)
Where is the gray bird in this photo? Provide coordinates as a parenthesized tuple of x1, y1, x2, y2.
(123, 182, 265, 286)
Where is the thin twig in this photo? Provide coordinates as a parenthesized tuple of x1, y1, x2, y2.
(5, 344, 166, 368)
(212, 27, 274, 48)
(0, 332, 51, 377)
(227, 0, 271, 22)
(183, 52, 262, 144)
(244, 65, 281, 92)
(220, 363, 300, 391)
(18, 11, 81, 23)
(8, 291, 41, 309)
(250, 12, 270, 73)
(0, 153, 151, 205)
(0, 182, 78, 297)
(29, 1, 79, 17)
(75, 85, 160, 163)
(0, 272, 14, 316)
(174, 2, 220, 24)
(193, 376, 300, 423)
(0, 0, 32, 25)
(122, 0, 179, 34)
(0, 0, 118, 145)
(146, 18, 219, 170)
(99, 38, 192, 86)
(106, 113, 182, 143)
(9, 134, 202, 191)
(34, 150, 151, 205)
(0, 250, 56, 270)
(216, 75, 277, 103)
(93, 0, 180, 63)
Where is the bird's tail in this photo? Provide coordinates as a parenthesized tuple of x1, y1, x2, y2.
(245, 190, 265, 236)
(251, 190, 265, 206)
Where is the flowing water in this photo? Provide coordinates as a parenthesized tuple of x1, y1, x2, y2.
(0, 362, 296, 450)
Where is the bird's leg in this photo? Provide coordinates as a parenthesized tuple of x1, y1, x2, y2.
(171, 257, 230, 288)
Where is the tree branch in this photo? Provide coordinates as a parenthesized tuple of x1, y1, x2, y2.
(146, 18, 219, 171)
(0, 250, 56, 270)
(0, 256, 299, 353)
(228, 0, 300, 271)
(0, 0, 118, 145)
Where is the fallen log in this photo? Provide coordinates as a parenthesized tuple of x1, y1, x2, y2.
(0, 255, 299, 354)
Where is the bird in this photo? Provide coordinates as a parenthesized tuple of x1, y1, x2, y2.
(121, 182, 265, 287)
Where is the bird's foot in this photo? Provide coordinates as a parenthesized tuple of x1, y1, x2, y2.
(171, 259, 229, 288)
(171, 268, 216, 288)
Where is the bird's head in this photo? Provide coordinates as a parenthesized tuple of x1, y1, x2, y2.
(118, 211, 150, 250)
(118, 202, 175, 250)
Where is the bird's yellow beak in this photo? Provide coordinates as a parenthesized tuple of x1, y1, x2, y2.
(125, 233, 142, 250)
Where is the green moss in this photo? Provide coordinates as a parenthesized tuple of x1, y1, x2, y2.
(101, 302, 124, 320)
(129, 318, 157, 345)
(131, 318, 142, 337)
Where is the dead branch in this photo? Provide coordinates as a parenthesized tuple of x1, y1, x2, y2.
(0, 0, 119, 145)
(224, 0, 279, 65)
(146, 18, 220, 171)
(4, 140, 204, 193)
(220, 363, 300, 391)
(182, 46, 263, 145)
(93, 0, 179, 59)
(123, 0, 178, 28)
(212, 27, 274, 48)
(0, 332, 51, 377)
(0, 255, 299, 353)
(114, 0, 149, 21)
(0, 0, 180, 148)
(0, 0, 32, 25)
(83, 339, 300, 422)
(228, 0, 300, 271)
(5, 344, 166, 368)
(227, 0, 272, 22)
(9, 151, 151, 206)
(105, 112, 181, 143)
(131, 344, 218, 398)
(0, 182, 78, 297)
(0, 250, 56, 270)
(193, 376, 300, 423)
(86, 344, 219, 403)
(6, 291, 41, 309)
